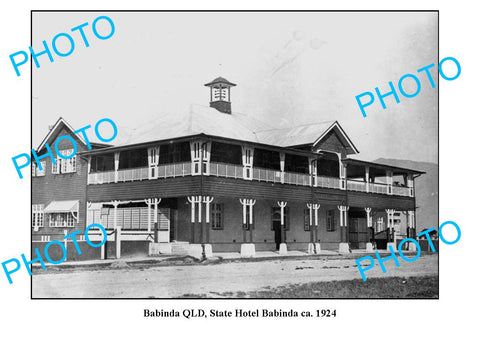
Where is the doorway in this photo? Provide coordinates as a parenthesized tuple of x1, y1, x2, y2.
(169, 209, 177, 242)
(271, 207, 288, 250)
(348, 217, 368, 249)
(273, 220, 282, 250)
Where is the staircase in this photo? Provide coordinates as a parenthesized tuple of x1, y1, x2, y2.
(171, 241, 190, 256)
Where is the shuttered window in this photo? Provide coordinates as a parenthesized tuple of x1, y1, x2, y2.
(211, 203, 223, 230)
(326, 209, 335, 232)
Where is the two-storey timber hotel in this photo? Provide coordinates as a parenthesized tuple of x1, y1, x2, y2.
(32, 77, 424, 260)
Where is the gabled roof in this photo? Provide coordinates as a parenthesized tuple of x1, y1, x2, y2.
(254, 121, 359, 154)
(313, 121, 359, 154)
(36, 117, 110, 152)
(45, 106, 359, 159)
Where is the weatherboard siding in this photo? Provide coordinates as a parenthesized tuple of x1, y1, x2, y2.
(315, 130, 347, 155)
(32, 128, 90, 234)
(174, 196, 343, 252)
(86, 175, 414, 211)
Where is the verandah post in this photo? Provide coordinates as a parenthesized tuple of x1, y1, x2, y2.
(338, 205, 350, 253)
(187, 196, 197, 243)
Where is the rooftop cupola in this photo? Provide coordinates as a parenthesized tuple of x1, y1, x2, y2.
(204, 76, 236, 114)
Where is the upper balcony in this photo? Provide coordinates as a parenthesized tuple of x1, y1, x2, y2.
(84, 139, 421, 199)
(87, 160, 413, 198)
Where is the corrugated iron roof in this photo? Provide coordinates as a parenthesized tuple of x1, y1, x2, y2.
(115, 104, 339, 149)
(254, 121, 336, 147)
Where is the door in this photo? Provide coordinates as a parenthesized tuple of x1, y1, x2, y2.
(169, 209, 177, 242)
(349, 218, 368, 249)
(156, 208, 170, 242)
(349, 218, 360, 249)
(273, 220, 282, 250)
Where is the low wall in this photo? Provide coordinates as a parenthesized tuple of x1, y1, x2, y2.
(32, 241, 101, 262)
(32, 240, 151, 262)
(105, 240, 150, 258)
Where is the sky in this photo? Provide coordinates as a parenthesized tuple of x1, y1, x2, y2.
(32, 11, 438, 163)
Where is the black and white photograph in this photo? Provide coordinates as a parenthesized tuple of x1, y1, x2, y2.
(0, 1, 477, 339)
(30, 11, 438, 299)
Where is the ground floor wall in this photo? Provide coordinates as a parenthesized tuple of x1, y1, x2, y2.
(31, 193, 418, 258)
(175, 196, 343, 252)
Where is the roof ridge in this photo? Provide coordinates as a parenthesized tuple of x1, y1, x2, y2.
(255, 120, 336, 133)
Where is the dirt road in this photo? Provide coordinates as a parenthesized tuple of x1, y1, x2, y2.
(32, 254, 438, 298)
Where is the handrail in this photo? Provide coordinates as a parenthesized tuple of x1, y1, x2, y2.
(210, 162, 243, 179)
(87, 161, 412, 197)
(392, 185, 410, 196)
(316, 175, 340, 189)
(253, 166, 282, 183)
(347, 179, 367, 192)
(369, 182, 389, 194)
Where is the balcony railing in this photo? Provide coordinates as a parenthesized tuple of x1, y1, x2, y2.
(118, 167, 149, 182)
(284, 171, 310, 186)
(158, 162, 191, 178)
(87, 163, 191, 184)
(252, 167, 282, 183)
(369, 182, 389, 195)
(392, 185, 411, 197)
(344, 180, 410, 196)
(87, 162, 413, 197)
(316, 175, 341, 189)
(210, 162, 244, 179)
(347, 179, 368, 192)
(88, 170, 116, 184)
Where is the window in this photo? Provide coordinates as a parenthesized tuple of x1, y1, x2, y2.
(52, 149, 76, 174)
(32, 204, 44, 230)
(66, 213, 75, 227)
(32, 162, 46, 177)
(211, 203, 223, 230)
(326, 209, 335, 231)
(37, 161, 46, 176)
(60, 149, 76, 173)
(52, 159, 60, 174)
(49, 213, 75, 227)
(376, 217, 384, 232)
(304, 208, 310, 231)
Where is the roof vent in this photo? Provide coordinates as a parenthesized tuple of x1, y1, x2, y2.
(204, 76, 236, 114)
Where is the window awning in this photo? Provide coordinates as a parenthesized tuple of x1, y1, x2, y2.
(44, 200, 79, 214)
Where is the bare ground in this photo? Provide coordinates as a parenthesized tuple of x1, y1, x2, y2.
(32, 253, 438, 298)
